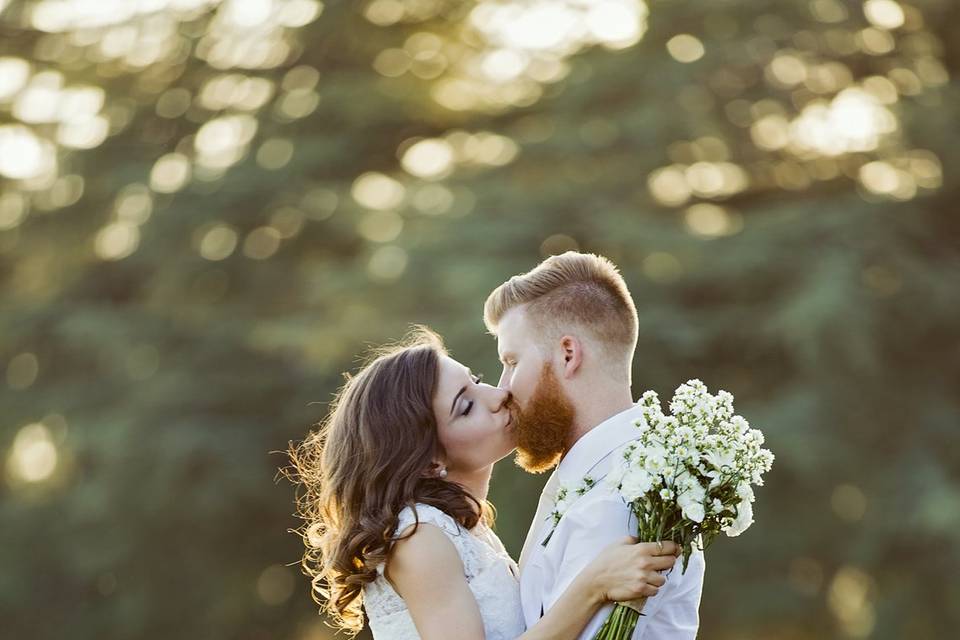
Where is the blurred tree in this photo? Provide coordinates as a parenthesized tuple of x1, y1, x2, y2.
(1, 0, 958, 639)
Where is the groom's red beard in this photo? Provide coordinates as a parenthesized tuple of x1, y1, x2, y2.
(510, 364, 576, 474)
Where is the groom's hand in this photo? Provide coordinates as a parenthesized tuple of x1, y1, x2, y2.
(591, 537, 681, 603)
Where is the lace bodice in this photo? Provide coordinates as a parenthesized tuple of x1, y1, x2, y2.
(363, 504, 526, 640)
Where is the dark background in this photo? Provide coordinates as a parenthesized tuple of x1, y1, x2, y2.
(1, 0, 958, 638)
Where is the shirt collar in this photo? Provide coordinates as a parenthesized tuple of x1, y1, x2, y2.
(556, 403, 647, 486)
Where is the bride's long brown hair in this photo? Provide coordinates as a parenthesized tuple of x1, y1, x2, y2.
(286, 326, 490, 634)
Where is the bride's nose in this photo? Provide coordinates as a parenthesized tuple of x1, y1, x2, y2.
(485, 385, 511, 412)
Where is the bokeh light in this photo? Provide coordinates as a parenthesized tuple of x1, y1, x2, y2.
(197, 223, 240, 261)
(863, 0, 905, 30)
(1, 1, 955, 638)
(6, 422, 59, 484)
(367, 244, 409, 281)
(683, 204, 743, 238)
(150, 153, 192, 193)
(351, 172, 406, 211)
(7, 352, 39, 390)
(94, 222, 140, 261)
(401, 139, 456, 179)
(0, 125, 57, 181)
(667, 34, 705, 63)
(256, 564, 295, 605)
(828, 566, 876, 638)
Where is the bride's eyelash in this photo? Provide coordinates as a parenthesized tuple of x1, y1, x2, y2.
(462, 373, 482, 416)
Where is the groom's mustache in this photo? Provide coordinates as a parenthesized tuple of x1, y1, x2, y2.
(504, 395, 520, 424)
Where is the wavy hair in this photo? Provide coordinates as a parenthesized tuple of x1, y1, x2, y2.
(286, 327, 490, 634)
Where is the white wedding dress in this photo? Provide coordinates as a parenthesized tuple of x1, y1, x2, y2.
(363, 503, 527, 640)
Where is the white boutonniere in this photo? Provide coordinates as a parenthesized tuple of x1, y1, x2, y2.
(542, 475, 596, 546)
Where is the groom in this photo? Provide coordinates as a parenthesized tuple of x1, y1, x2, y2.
(484, 251, 705, 639)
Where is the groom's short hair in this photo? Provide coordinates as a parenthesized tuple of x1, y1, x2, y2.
(484, 251, 639, 366)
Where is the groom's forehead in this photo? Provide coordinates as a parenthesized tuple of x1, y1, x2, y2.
(495, 311, 521, 348)
(495, 308, 536, 355)
(497, 306, 528, 338)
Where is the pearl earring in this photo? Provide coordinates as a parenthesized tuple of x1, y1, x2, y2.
(438, 467, 448, 479)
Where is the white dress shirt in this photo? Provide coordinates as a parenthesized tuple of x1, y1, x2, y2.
(518, 403, 705, 639)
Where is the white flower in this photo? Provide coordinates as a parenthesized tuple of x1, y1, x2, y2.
(730, 416, 750, 435)
(677, 477, 707, 523)
(679, 497, 705, 523)
(620, 467, 654, 502)
(582, 383, 771, 564)
(705, 448, 736, 471)
(725, 499, 754, 537)
(705, 468, 724, 489)
(606, 463, 627, 488)
(674, 444, 699, 465)
(643, 446, 668, 473)
(626, 445, 646, 467)
(715, 390, 734, 421)
(760, 449, 775, 471)
(640, 390, 660, 407)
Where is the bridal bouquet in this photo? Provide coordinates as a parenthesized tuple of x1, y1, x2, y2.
(594, 380, 774, 640)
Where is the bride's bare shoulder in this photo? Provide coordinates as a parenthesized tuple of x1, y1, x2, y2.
(386, 520, 465, 589)
(383, 520, 486, 639)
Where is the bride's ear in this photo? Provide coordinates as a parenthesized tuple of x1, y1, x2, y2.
(422, 460, 448, 479)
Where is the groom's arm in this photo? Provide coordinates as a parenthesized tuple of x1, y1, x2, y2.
(541, 494, 701, 640)
(540, 495, 636, 640)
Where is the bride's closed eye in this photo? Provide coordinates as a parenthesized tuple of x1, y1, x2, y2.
(461, 374, 483, 416)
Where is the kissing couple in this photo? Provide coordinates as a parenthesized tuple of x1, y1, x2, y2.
(290, 251, 705, 639)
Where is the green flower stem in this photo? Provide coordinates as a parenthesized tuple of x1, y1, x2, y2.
(592, 603, 641, 639)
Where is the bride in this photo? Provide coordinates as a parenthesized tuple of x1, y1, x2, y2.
(288, 327, 679, 639)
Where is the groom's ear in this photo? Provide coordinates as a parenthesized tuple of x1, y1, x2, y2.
(558, 335, 582, 378)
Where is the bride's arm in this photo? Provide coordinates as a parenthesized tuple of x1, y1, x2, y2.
(386, 523, 486, 639)
(387, 524, 678, 640)
(517, 537, 679, 640)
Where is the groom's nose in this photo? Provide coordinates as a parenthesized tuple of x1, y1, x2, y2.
(497, 367, 510, 390)
(488, 386, 512, 412)
(499, 389, 513, 411)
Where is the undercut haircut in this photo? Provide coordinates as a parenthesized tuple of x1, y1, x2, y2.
(484, 251, 639, 370)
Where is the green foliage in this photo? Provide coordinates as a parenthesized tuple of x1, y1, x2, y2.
(1, 1, 959, 639)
